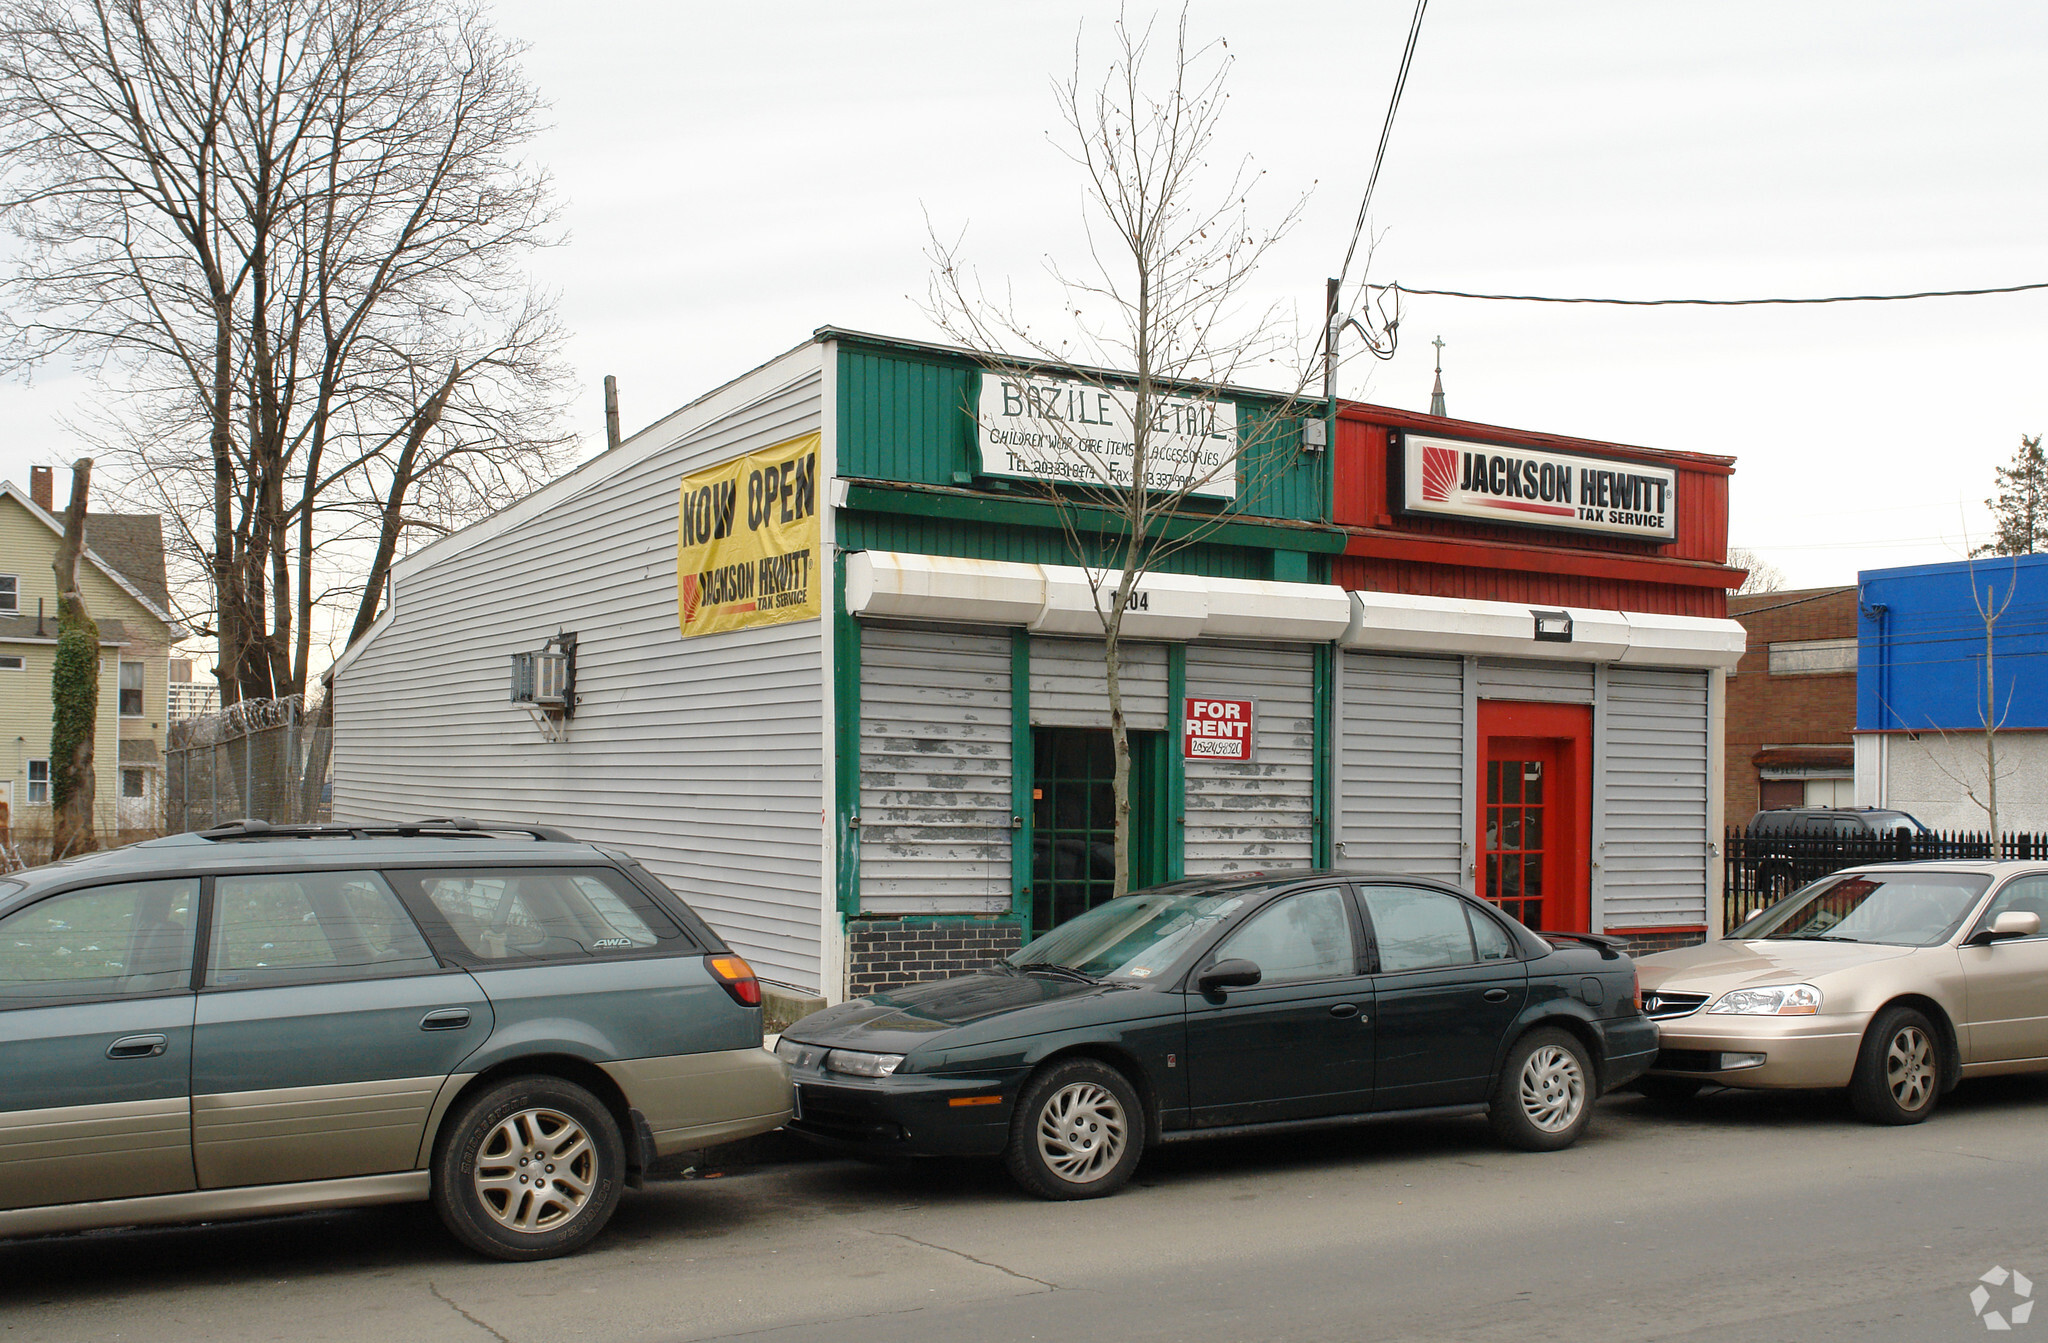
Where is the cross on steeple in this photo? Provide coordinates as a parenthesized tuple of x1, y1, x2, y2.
(1429, 335, 1447, 417)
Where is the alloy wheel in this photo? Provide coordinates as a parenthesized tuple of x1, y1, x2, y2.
(1035, 1081, 1128, 1183)
(1519, 1044, 1587, 1133)
(472, 1106, 597, 1233)
(1886, 1025, 1936, 1112)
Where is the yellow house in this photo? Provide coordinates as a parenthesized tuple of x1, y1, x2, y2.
(0, 469, 184, 850)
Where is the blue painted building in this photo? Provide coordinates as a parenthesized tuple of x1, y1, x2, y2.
(1855, 553, 2048, 830)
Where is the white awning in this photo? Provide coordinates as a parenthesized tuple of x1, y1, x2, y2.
(844, 550, 1746, 667)
(844, 551, 1355, 643)
(1341, 590, 1746, 670)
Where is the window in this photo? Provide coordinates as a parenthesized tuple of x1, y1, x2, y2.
(0, 878, 198, 1002)
(1213, 888, 1355, 985)
(1977, 877, 2048, 942)
(121, 768, 146, 798)
(0, 656, 21, 672)
(1768, 638, 1856, 676)
(207, 870, 440, 988)
(389, 867, 686, 965)
(1471, 908, 1518, 961)
(119, 661, 144, 717)
(1362, 885, 1483, 972)
(0, 575, 16, 613)
(26, 759, 48, 805)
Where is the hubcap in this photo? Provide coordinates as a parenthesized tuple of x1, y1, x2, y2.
(1519, 1045, 1587, 1133)
(473, 1106, 596, 1233)
(1035, 1081, 1127, 1184)
(1886, 1026, 1936, 1112)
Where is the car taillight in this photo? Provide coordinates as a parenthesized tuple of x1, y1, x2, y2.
(707, 954, 762, 1007)
(1632, 969, 1642, 1013)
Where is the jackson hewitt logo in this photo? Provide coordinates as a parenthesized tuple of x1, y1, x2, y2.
(1971, 1266, 2034, 1331)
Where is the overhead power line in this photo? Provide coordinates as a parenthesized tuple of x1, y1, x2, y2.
(1336, 0, 1429, 289)
(1382, 279, 2048, 307)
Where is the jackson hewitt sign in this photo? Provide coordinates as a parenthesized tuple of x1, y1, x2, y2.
(1401, 433, 1678, 541)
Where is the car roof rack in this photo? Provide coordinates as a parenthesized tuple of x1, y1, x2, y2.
(196, 817, 580, 844)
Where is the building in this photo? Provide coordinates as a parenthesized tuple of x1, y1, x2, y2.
(330, 329, 1745, 1006)
(0, 468, 183, 844)
(168, 658, 221, 722)
(1724, 586, 1859, 823)
(1855, 554, 2048, 831)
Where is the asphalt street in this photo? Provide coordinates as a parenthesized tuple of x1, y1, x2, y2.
(5, 1076, 2046, 1343)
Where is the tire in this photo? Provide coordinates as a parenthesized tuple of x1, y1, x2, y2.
(1489, 1028, 1595, 1152)
(1633, 1076, 1703, 1104)
(1004, 1058, 1144, 1201)
(432, 1076, 626, 1261)
(1848, 1006, 1942, 1125)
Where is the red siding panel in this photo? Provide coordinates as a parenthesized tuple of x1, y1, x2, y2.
(1330, 402, 1737, 618)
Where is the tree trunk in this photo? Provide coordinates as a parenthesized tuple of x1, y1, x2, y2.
(1105, 614, 1131, 899)
(49, 460, 100, 858)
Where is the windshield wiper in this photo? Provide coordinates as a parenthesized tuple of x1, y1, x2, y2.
(1778, 934, 1862, 943)
(1016, 962, 1100, 983)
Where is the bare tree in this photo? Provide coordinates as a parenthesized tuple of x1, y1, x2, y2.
(926, 8, 1314, 898)
(1727, 546, 1785, 595)
(1920, 557, 2020, 840)
(0, 0, 572, 723)
(49, 458, 98, 857)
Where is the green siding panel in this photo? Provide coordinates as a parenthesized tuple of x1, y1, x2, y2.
(837, 343, 1325, 523)
(838, 512, 1298, 582)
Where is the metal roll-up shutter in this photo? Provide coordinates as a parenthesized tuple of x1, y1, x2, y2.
(1338, 652, 1466, 883)
(859, 626, 1012, 914)
(1600, 665, 1710, 928)
(1184, 643, 1314, 874)
(1028, 638, 1168, 729)
(1476, 658, 1594, 704)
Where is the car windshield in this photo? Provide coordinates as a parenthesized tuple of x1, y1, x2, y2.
(1011, 889, 1247, 980)
(1741, 871, 1991, 946)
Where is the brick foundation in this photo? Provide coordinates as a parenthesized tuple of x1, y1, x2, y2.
(846, 917, 1024, 997)
(1610, 929, 1708, 957)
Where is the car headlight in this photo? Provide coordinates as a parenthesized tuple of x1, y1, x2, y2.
(773, 1038, 827, 1068)
(823, 1048, 906, 1078)
(1706, 984, 1823, 1016)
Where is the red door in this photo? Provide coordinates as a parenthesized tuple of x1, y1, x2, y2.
(1477, 702, 1592, 933)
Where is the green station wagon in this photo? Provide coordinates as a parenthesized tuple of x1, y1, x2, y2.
(0, 819, 791, 1260)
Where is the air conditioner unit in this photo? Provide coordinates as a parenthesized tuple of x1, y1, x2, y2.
(509, 635, 575, 710)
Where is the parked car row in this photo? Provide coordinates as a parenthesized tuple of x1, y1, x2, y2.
(1, 821, 2043, 1262)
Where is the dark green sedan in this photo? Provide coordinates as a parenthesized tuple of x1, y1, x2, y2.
(780, 872, 1656, 1199)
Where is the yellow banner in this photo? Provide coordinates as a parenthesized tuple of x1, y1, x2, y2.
(676, 432, 822, 637)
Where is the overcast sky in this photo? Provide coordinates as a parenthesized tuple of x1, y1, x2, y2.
(2, 0, 2042, 603)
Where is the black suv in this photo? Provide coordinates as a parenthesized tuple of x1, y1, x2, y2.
(1740, 808, 1931, 902)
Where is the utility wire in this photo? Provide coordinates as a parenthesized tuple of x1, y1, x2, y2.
(1336, 0, 1428, 290)
(1383, 279, 2048, 307)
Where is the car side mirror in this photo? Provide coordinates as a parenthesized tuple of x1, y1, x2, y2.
(1974, 910, 2043, 944)
(1197, 957, 1263, 995)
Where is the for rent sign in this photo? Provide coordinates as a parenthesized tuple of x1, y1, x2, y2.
(675, 432, 821, 637)
(976, 373, 1238, 500)
(1184, 697, 1255, 762)
(1402, 433, 1678, 541)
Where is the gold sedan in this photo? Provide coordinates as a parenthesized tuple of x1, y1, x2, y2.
(1635, 862, 2048, 1123)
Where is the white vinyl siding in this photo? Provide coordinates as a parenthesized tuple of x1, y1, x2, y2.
(1337, 652, 1465, 883)
(1598, 666, 1711, 929)
(858, 626, 1012, 914)
(331, 356, 829, 992)
(1028, 638, 1168, 729)
(1183, 643, 1314, 875)
(1476, 658, 1595, 704)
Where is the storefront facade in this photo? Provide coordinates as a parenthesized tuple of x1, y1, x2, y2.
(330, 329, 1744, 1005)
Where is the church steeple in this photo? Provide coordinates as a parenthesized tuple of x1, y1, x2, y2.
(1429, 335, 1447, 417)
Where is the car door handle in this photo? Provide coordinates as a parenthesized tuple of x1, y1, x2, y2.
(1483, 988, 1511, 1003)
(1329, 1003, 1359, 1019)
(420, 1009, 472, 1031)
(107, 1034, 167, 1059)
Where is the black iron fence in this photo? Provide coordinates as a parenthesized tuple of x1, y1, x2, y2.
(1722, 826, 2048, 931)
